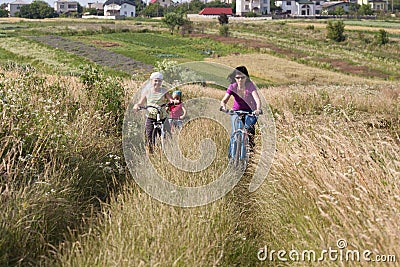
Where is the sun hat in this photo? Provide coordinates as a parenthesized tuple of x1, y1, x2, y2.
(150, 72, 163, 80)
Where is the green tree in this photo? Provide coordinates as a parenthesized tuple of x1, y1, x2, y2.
(375, 29, 389, 45)
(163, 12, 190, 34)
(232, 0, 236, 14)
(18, 0, 56, 19)
(0, 4, 9, 17)
(84, 7, 98, 15)
(134, 0, 146, 14)
(334, 6, 345, 15)
(358, 4, 374, 15)
(188, 0, 205, 14)
(270, 0, 280, 13)
(326, 20, 346, 42)
(219, 24, 229, 37)
(77, 3, 83, 14)
(348, 3, 358, 15)
(141, 2, 163, 17)
(206, 0, 229, 8)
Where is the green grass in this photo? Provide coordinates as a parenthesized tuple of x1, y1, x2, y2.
(229, 20, 400, 80)
(67, 31, 246, 65)
(343, 20, 400, 28)
(0, 36, 130, 77)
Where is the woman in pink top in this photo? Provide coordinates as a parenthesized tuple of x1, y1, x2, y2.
(220, 66, 262, 151)
(168, 90, 186, 130)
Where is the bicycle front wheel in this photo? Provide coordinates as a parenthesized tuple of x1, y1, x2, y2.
(241, 133, 249, 169)
(152, 127, 163, 151)
(233, 133, 242, 168)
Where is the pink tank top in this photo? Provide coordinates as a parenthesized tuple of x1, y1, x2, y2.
(170, 103, 183, 119)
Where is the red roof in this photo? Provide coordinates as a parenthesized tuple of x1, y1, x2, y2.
(199, 8, 232, 15)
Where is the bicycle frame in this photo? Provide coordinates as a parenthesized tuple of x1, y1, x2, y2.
(139, 103, 171, 150)
(220, 108, 259, 169)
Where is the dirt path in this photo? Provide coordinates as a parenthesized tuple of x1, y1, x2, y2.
(28, 35, 153, 75)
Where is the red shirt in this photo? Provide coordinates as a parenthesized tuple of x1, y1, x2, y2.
(170, 103, 184, 119)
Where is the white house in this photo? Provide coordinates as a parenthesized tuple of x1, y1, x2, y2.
(6, 0, 29, 17)
(149, 0, 174, 8)
(236, 0, 270, 16)
(54, 0, 79, 14)
(321, 1, 350, 13)
(275, 0, 325, 15)
(358, 0, 388, 11)
(104, 0, 136, 17)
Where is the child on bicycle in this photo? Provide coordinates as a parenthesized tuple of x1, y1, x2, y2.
(220, 66, 262, 153)
(133, 72, 177, 153)
(168, 90, 186, 130)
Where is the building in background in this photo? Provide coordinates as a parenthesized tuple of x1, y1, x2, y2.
(321, 1, 350, 13)
(54, 0, 79, 14)
(275, 0, 325, 15)
(88, 1, 105, 14)
(104, 0, 136, 17)
(148, 0, 173, 8)
(357, 0, 388, 11)
(236, 0, 270, 16)
(6, 0, 29, 17)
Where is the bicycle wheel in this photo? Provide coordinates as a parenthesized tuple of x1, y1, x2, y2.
(151, 127, 163, 151)
(233, 133, 242, 168)
(241, 133, 250, 169)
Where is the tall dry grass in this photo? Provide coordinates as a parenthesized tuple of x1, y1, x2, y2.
(2, 62, 399, 266)
(0, 64, 133, 265)
(57, 81, 399, 266)
(246, 84, 399, 265)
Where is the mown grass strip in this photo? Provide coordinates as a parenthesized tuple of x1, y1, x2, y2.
(67, 31, 247, 65)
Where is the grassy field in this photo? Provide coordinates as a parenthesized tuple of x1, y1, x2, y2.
(0, 17, 399, 266)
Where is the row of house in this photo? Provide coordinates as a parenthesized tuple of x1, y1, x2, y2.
(4, 0, 390, 18)
(236, 0, 389, 16)
(5, 0, 137, 17)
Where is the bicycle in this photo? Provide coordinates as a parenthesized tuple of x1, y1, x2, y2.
(139, 103, 173, 152)
(168, 118, 183, 132)
(220, 107, 262, 169)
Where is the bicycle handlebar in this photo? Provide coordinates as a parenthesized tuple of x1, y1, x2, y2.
(139, 102, 175, 111)
(219, 106, 263, 116)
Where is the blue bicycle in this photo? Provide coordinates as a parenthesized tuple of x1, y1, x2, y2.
(220, 107, 261, 169)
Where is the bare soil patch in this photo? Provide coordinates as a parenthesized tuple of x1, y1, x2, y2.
(313, 57, 389, 79)
(28, 35, 153, 75)
(92, 40, 121, 47)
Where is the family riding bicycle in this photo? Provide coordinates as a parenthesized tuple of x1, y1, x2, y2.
(134, 66, 262, 164)
(133, 72, 186, 153)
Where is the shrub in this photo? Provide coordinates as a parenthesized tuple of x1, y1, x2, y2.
(375, 29, 389, 45)
(218, 13, 229, 25)
(219, 25, 229, 37)
(245, 11, 258, 17)
(326, 21, 346, 42)
(305, 25, 315, 30)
